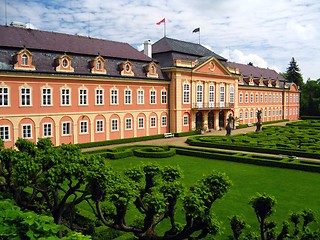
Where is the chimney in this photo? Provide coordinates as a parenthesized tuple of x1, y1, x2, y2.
(144, 40, 152, 58)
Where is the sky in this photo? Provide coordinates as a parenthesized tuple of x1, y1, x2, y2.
(1, 0, 319, 80)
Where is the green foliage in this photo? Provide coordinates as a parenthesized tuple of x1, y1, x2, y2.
(230, 215, 247, 240)
(0, 138, 4, 150)
(285, 57, 303, 87)
(301, 79, 320, 116)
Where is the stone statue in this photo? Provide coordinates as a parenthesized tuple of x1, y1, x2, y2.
(256, 110, 262, 132)
(226, 113, 234, 136)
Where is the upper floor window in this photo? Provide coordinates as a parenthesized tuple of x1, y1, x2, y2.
(124, 89, 132, 104)
(42, 88, 52, 106)
(119, 60, 134, 76)
(22, 54, 28, 65)
(138, 89, 144, 104)
(265, 94, 268, 103)
(150, 90, 156, 104)
(197, 85, 203, 104)
(90, 55, 106, 74)
(79, 88, 88, 105)
(62, 59, 68, 68)
(144, 62, 159, 78)
(13, 49, 36, 70)
(97, 60, 102, 70)
(20, 87, 31, 106)
(229, 86, 234, 103)
(209, 85, 215, 103)
(61, 88, 71, 106)
(95, 88, 104, 105)
(55, 54, 74, 72)
(183, 83, 190, 104)
(255, 93, 259, 103)
(161, 90, 167, 104)
(250, 93, 254, 103)
(239, 93, 243, 103)
(245, 93, 248, 103)
(0, 87, 9, 106)
(111, 89, 118, 105)
(260, 93, 263, 103)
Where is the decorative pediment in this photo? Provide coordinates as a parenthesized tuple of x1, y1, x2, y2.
(118, 60, 134, 76)
(89, 55, 106, 74)
(144, 62, 159, 78)
(55, 54, 74, 72)
(193, 57, 231, 76)
(13, 48, 36, 71)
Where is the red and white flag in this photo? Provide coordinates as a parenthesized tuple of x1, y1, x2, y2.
(156, 18, 165, 25)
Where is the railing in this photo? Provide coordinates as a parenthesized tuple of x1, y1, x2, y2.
(191, 102, 234, 110)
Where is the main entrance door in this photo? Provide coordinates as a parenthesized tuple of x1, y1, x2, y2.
(196, 111, 203, 130)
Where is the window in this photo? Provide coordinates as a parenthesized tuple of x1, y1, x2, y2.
(79, 89, 88, 105)
(245, 93, 248, 103)
(43, 123, 52, 137)
(255, 93, 259, 103)
(250, 111, 253, 118)
(42, 88, 52, 106)
(269, 110, 271, 116)
(111, 119, 118, 131)
(96, 89, 104, 105)
(62, 122, 71, 135)
(183, 116, 189, 126)
(22, 124, 32, 139)
(138, 117, 144, 129)
(0, 126, 9, 141)
(161, 90, 167, 104)
(138, 89, 144, 104)
(239, 93, 243, 103)
(209, 85, 215, 106)
(273, 94, 275, 103)
(260, 93, 263, 103)
(161, 116, 167, 126)
(290, 95, 292, 102)
(219, 85, 225, 105)
(150, 90, 156, 104)
(62, 59, 68, 68)
(239, 111, 243, 119)
(290, 109, 292, 115)
(276, 110, 279, 116)
(125, 118, 132, 130)
(150, 117, 156, 128)
(286, 95, 288, 102)
(61, 88, 71, 106)
(197, 85, 203, 106)
(280, 109, 282, 116)
(264, 110, 267, 117)
(250, 93, 254, 103)
(276, 95, 279, 103)
(286, 109, 288, 116)
(22, 54, 28, 65)
(124, 89, 132, 104)
(245, 111, 248, 119)
(230, 86, 234, 103)
(111, 89, 118, 105)
(183, 84, 190, 104)
(96, 120, 104, 132)
(20, 87, 31, 106)
(265, 94, 268, 103)
(80, 121, 88, 134)
(269, 94, 272, 102)
(97, 60, 102, 70)
(280, 95, 283, 103)
(0, 87, 9, 106)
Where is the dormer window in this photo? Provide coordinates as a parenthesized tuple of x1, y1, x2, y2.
(55, 54, 74, 73)
(118, 60, 134, 76)
(144, 62, 159, 78)
(22, 54, 28, 65)
(13, 49, 36, 71)
(89, 55, 106, 74)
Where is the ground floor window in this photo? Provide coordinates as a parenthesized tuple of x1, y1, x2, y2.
(0, 126, 9, 141)
(183, 116, 188, 126)
(138, 117, 144, 129)
(125, 118, 132, 130)
(161, 116, 167, 127)
(62, 122, 71, 135)
(150, 117, 156, 128)
(96, 120, 104, 132)
(43, 123, 52, 137)
(111, 119, 118, 131)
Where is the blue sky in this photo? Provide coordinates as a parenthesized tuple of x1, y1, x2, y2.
(1, 0, 319, 80)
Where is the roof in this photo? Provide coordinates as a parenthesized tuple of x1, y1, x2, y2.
(225, 62, 286, 81)
(152, 37, 226, 61)
(0, 25, 151, 61)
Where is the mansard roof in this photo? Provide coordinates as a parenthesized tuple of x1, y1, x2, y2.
(0, 25, 151, 61)
(152, 37, 226, 61)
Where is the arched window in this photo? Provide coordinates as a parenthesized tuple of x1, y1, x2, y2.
(97, 60, 102, 70)
(22, 54, 28, 65)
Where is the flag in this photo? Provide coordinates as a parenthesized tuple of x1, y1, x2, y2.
(156, 18, 165, 25)
(192, 27, 200, 33)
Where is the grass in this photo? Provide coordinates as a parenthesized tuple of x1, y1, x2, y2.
(106, 154, 320, 238)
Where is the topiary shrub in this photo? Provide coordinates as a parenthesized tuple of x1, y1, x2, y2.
(133, 147, 176, 158)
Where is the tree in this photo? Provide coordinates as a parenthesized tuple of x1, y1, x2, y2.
(300, 79, 320, 116)
(285, 57, 304, 88)
(91, 163, 232, 240)
(0, 138, 112, 236)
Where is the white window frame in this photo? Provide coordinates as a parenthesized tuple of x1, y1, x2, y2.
(111, 89, 118, 105)
(250, 93, 254, 103)
(80, 121, 88, 134)
(96, 120, 104, 133)
(161, 90, 167, 104)
(124, 89, 132, 104)
(43, 123, 52, 137)
(111, 119, 119, 131)
(260, 93, 263, 103)
(183, 115, 189, 126)
(137, 89, 144, 104)
(250, 111, 253, 119)
(220, 85, 225, 107)
(62, 122, 71, 135)
(20, 87, 31, 106)
(42, 87, 52, 106)
(245, 93, 248, 103)
(22, 124, 32, 139)
(138, 117, 144, 129)
(79, 88, 88, 105)
(196, 84, 203, 107)
(255, 93, 259, 103)
(125, 118, 132, 130)
(0, 87, 9, 106)
(265, 94, 268, 103)
(183, 83, 190, 104)
(150, 90, 156, 104)
(229, 86, 234, 103)
(0, 126, 10, 141)
(209, 85, 215, 107)
(22, 54, 28, 66)
(161, 116, 167, 127)
(61, 88, 71, 106)
(239, 111, 243, 119)
(150, 116, 156, 128)
(95, 88, 104, 105)
(239, 93, 243, 103)
(245, 111, 248, 119)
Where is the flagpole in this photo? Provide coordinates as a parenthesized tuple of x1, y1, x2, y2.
(198, 31, 200, 44)
(164, 21, 166, 37)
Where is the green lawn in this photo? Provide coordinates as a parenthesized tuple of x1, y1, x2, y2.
(107, 154, 320, 238)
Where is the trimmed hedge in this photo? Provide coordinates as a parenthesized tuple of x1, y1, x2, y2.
(174, 130, 198, 137)
(133, 147, 176, 158)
